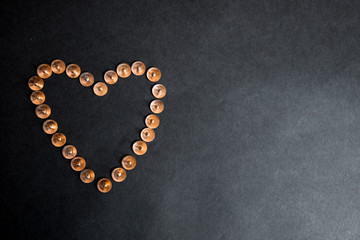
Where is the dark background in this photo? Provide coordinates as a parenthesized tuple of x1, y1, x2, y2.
(1, 0, 360, 239)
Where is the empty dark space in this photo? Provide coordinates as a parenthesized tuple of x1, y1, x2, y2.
(1, 0, 360, 239)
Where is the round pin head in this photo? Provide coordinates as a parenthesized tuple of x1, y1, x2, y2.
(66, 64, 81, 78)
(80, 169, 95, 183)
(131, 61, 146, 76)
(93, 82, 108, 96)
(97, 178, 112, 193)
(37, 64, 52, 79)
(111, 168, 127, 182)
(51, 59, 66, 74)
(70, 156, 86, 171)
(104, 70, 118, 84)
(121, 155, 136, 170)
(147, 67, 161, 82)
(116, 63, 131, 78)
(42, 119, 58, 134)
(132, 140, 148, 155)
(28, 76, 44, 91)
(79, 72, 94, 87)
(51, 133, 66, 147)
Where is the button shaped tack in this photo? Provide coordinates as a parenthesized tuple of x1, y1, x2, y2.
(79, 72, 94, 87)
(37, 64, 52, 79)
(71, 156, 86, 171)
(97, 178, 112, 193)
(66, 63, 81, 78)
(111, 167, 127, 182)
(116, 63, 131, 78)
(30, 91, 45, 105)
(28, 76, 44, 91)
(140, 128, 155, 142)
(35, 104, 51, 119)
(104, 70, 118, 84)
(121, 155, 136, 170)
(42, 119, 58, 134)
(131, 61, 146, 76)
(152, 84, 166, 99)
(132, 140, 147, 155)
(51, 132, 66, 147)
(150, 100, 164, 114)
(80, 169, 95, 183)
(62, 145, 77, 159)
(147, 67, 161, 82)
(51, 59, 66, 74)
(93, 82, 108, 96)
(145, 114, 160, 129)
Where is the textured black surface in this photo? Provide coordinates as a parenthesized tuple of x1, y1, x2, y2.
(2, 0, 360, 239)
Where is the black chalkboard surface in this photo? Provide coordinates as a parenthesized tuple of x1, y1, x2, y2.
(2, 0, 360, 239)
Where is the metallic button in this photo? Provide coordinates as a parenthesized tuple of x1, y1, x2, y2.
(51, 59, 66, 74)
(121, 155, 136, 170)
(111, 167, 126, 182)
(145, 114, 160, 129)
(104, 70, 118, 84)
(42, 119, 58, 134)
(152, 84, 166, 99)
(132, 140, 147, 155)
(93, 82, 108, 96)
(66, 63, 81, 78)
(28, 76, 44, 91)
(146, 67, 161, 82)
(116, 63, 131, 78)
(37, 64, 52, 79)
(140, 128, 155, 142)
(62, 145, 77, 159)
(97, 178, 112, 193)
(150, 99, 164, 114)
(51, 132, 66, 147)
(80, 169, 95, 183)
(70, 156, 86, 171)
(79, 72, 94, 87)
(35, 104, 51, 119)
(30, 91, 45, 105)
(131, 61, 146, 76)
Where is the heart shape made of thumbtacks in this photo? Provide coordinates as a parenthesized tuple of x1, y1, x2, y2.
(28, 59, 166, 193)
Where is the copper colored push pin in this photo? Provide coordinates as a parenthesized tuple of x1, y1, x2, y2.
(116, 63, 131, 78)
(152, 84, 166, 99)
(111, 167, 127, 182)
(35, 104, 51, 119)
(37, 64, 52, 79)
(28, 76, 44, 91)
(80, 169, 95, 183)
(140, 128, 155, 142)
(51, 132, 66, 147)
(132, 140, 147, 155)
(70, 156, 86, 171)
(145, 114, 160, 129)
(79, 72, 94, 87)
(66, 64, 81, 78)
(150, 100, 164, 114)
(146, 67, 161, 82)
(97, 178, 112, 193)
(62, 145, 77, 159)
(42, 119, 58, 134)
(131, 61, 146, 76)
(51, 59, 66, 74)
(93, 82, 108, 96)
(121, 155, 136, 170)
(104, 70, 118, 84)
(30, 91, 45, 105)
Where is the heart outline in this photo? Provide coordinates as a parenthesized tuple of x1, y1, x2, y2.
(29, 59, 166, 193)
